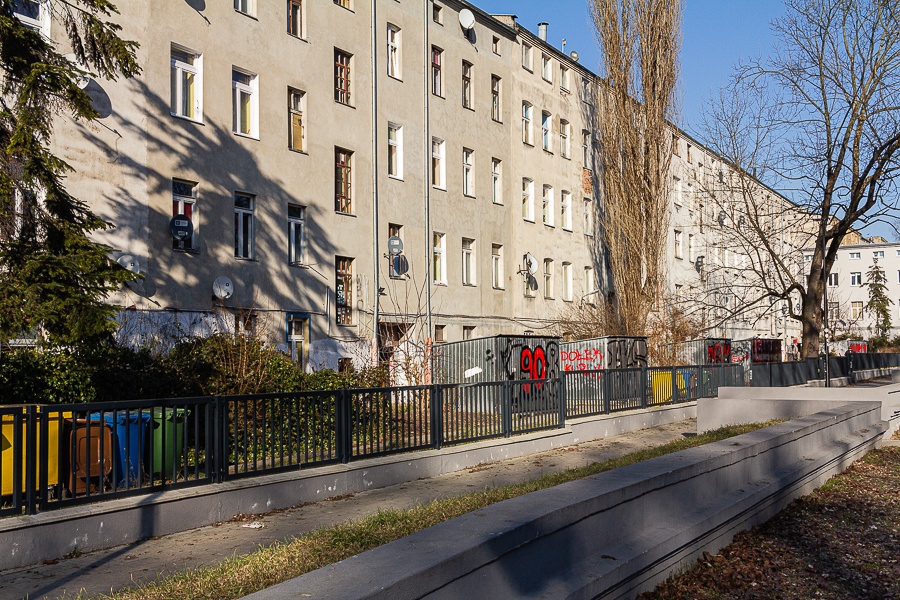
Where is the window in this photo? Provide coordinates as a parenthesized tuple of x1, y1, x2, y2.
(336, 257, 353, 325)
(849, 252, 861, 259)
(581, 76, 592, 104)
(170, 46, 201, 121)
(431, 47, 443, 96)
(541, 54, 552, 82)
(522, 42, 533, 70)
(522, 102, 533, 144)
(461, 61, 473, 108)
(688, 234, 695, 262)
(434, 324, 446, 342)
(287, 315, 308, 365)
(431, 138, 445, 188)
(387, 123, 403, 178)
(335, 148, 353, 213)
(172, 180, 197, 252)
(232, 69, 258, 137)
(463, 326, 475, 340)
(561, 191, 572, 230)
(491, 75, 501, 121)
(673, 176, 682, 206)
(388, 223, 403, 277)
(874, 250, 885, 258)
(462, 238, 476, 286)
(522, 178, 534, 221)
(462, 148, 474, 196)
(334, 49, 352, 104)
(851, 272, 862, 286)
(288, 89, 305, 151)
(543, 259, 554, 299)
(827, 272, 838, 286)
(584, 198, 593, 235)
(541, 111, 552, 151)
(582, 130, 591, 169)
(674, 230, 683, 259)
(432, 4, 442, 24)
(12, 0, 44, 30)
(492, 244, 503, 289)
(560, 65, 570, 91)
(672, 134, 680, 156)
(492, 36, 500, 54)
(234, 0, 254, 16)
(686, 144, 692, 163)
(542, 185, 554, 226)
(804, 254, 813, 262)
(234, 193, 254, 259)
(334, 0, 350, 8)
(560, 119, 570, 158)
(387, 25, 401, 79)
(491, 158, 502, 204)
(851, 301, 863, 320)
(288, 205, 306, 265)
(433, 232, 446, 284)
(288, 0, 303, 37)
(584, 267, 595, 300)
(562, 262, 573, 301)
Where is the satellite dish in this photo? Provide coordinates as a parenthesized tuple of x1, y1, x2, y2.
(387, 235, 403, 257)
(570, 50, 580, 62)
(63, 53, 91, 89)
(117, 254, 141, 275)
(524, 252, 539, 275)
(212, 276, 234, 300)
(458, 8, 475, 30)
(170, 214, 193, 240)
(717, 210, 727, 226)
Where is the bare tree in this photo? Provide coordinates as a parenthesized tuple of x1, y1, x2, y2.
(700, 0, 900, 357)
(588, 0, 682, 336)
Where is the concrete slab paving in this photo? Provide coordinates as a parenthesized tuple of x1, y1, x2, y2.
(0, 420, 698, 600)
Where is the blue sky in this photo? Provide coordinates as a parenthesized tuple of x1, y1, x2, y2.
(474, 0, 785, 134)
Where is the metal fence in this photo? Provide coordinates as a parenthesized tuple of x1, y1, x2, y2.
(0, 364, 741, 517)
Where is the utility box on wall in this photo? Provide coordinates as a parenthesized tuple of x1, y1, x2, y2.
(677, 338, 733, 365)
(433, 335, 561, 384)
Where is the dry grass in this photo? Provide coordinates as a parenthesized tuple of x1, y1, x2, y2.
(86, 423, 771, 600)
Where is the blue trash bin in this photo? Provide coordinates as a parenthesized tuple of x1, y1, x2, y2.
(91, 411, 151, 487)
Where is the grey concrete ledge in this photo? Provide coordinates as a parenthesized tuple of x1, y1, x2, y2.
(0, 402, 696, 571)
(245, 402, 886, 600)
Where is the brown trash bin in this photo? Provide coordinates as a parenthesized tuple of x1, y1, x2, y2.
(66, 418, 113, 495)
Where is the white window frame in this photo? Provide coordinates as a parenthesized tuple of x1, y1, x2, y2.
(584, 266, 595, 300)
(462, 238, 476, 286)
(172, 179, 198, 252)
(522, 178, 534, 222)
(234, 0, 255, 16)
(462, 61, 473, 109)
(582, 130, 592, 169)
(543, 185, 554, 227)
(433, 232, 446, 284)
(562, 262, 573, 301)
(584, 198, 593, 235)
(388, 123, 403, 179)
(543, 259, 554, 299)
(522, 102, 533, 145)
(561, 191, 572, 230)
(462, 148, 474, 197)
(674, 230, 683, 259)
(491, 75, 501, 122)
(560, 65, 570, 91)
(288, 204, 306, 266)
(851, 271, 862, 286)
(234, 192, 255, 259)
(289, 88, 305, 151)
(431, 137, 445, 189)
(542, 111, 552, 151)
(288, 0, 304, 38)
(431, 46, 443, 97)
(541, 54, 552, 82)
(581, 76, 592, 105)
(171, 46, 202, 122)
(849, 252, 861, 259)
(387, 24, 401, 79)
(560, 119, 570, 158)
(851, 301, 863, 320)
(491, 158, 502, 205)
(522, 41, 533, 70)
(12, 0, 48, 32)
(874, 250, 885, 258)
(673, 176, 682, 206)
(492, 244, 504, 289)
(232, 68, 258, 138)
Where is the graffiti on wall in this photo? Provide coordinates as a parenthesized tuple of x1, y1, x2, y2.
(561, 337, 648, 371)
(706, 340, 732, 364)
(497, 338, 561, 408)
(606, 338, 648, 369)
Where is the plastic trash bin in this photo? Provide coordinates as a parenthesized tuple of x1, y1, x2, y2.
(149, 407, 190, 477)
(67, 416, 113, 495)
(1, 407, 70, 496)
(93, 411, 151, 488)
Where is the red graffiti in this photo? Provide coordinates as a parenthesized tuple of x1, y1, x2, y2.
(560, 348, 604, 371)
(520, 346, 547, 392)
(706, 341, 732, 364)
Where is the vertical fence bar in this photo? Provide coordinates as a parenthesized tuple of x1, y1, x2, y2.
(431, 385, 442, 450)
(502, 380, 511, 438)
(557, 376, 566, 428)
(24, 406, 37, 515)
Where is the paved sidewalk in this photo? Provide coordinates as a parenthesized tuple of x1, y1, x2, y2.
(0, 419, 698, 600)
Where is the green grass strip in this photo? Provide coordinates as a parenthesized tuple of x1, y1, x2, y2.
(91, 422, 773, 600)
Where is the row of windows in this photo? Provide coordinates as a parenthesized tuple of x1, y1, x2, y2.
(805, 249, 899, 262)
(429, 232, 594, 301)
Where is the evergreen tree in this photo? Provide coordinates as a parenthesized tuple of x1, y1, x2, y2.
(863, 259, 893, 346)
(0, 1, 139, 345)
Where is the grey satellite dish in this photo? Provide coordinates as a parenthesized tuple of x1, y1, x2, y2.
(117, 254, 142, 275)
(212, 276, 234, 300)
(570, 50, 580, 62)
(387, 235, 403, 256)
(458, 8, 475, 30)
(524, 252, 539, 275)
(170, 214, 193, 240)
(717, 210, 727, 226)
(64, 53, 91, 89)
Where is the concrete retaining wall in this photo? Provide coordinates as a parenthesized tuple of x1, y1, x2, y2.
(246, 402, 886, 600)
(0, 403, 696, 571)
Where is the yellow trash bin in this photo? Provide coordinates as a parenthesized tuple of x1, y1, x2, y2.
(1, 407, 70, 496)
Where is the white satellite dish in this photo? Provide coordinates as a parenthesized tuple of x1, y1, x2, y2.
(116, 254, 141, 275)
(458, 8, 475, 30)
(212, 276, 234, 300)
(524, 252, 539, 275)
(570, 50, 580, 63)
(63, 53, 91, 89)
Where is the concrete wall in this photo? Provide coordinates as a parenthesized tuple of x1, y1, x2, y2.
(246, 401, 886, 600)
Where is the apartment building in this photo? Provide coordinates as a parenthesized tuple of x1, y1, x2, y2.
(22, 0, 808, 372)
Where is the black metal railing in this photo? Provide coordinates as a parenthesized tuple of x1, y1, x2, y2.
(0, 364, 741, 517)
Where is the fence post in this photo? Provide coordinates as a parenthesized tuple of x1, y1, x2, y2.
(24, 405, 37, 516)
(502, 380, 512, 438)
(602, 369, 610, 414)
(37, 407, 50, 511)
(431, 384, 442, 451)
(557, 374, 566, 428)
(640, 366, 648, 409)
(212, 396, 224, 484)
(336, 390, 351, 464)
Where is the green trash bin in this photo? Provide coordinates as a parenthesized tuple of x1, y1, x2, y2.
(149, 407, 190, 478)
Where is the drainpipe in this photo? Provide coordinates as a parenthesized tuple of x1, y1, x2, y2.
(371, 0, 380, 366)
(424, 1, 433, 344)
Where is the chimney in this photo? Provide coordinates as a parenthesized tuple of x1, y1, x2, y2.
(538, 22, 548, 41)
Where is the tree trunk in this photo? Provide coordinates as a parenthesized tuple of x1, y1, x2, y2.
(801, 259, 824, 358)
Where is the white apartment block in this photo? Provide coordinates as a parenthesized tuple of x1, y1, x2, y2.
(22, 0, 804, 374)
